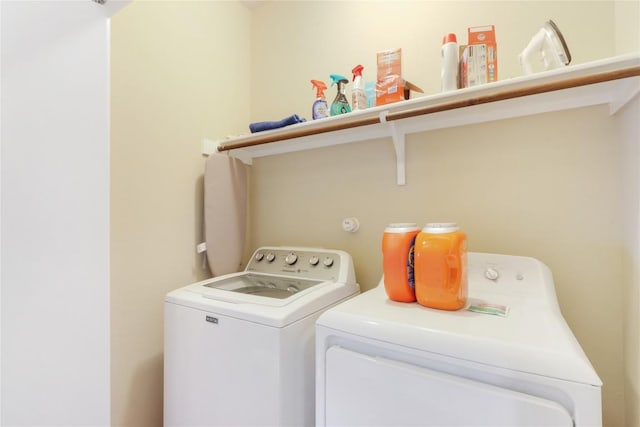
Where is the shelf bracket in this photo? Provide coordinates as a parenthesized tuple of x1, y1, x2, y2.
(609, 76, 640, 115)
(380, 111, 406, 186)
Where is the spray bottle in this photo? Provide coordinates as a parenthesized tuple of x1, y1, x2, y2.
(329, 74, 351, 116)
(310, 80, 329, 120)
(351, 64, 367, 110)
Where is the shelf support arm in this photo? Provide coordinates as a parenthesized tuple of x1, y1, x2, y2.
(609, 76, 640, 115)
(380, 111, 406, 186)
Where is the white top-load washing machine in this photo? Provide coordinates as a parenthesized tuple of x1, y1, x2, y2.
(164, 246, 359, 427)
(316, 252, 602, 427)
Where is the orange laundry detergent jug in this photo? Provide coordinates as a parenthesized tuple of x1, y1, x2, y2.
(382, 223, 421, 302)
(415, 223, 468, 310)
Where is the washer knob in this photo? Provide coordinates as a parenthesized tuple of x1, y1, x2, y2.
(265, 253, 276, 263)
(254, 252, 264, 262)
(309, 256, 320, 266)
(485, 267, 499, 281)
(323, 257, 334, 267)
(285, 252, 298, 265)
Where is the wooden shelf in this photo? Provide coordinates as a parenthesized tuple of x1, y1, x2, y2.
(203, 53, 640, 185)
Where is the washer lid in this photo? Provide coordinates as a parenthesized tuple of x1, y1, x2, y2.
(318, 281, 601, 386)
(166, 272, 359, 327)
(203, 273, 322, 300)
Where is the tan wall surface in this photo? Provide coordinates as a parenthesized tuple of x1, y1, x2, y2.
(110, 1, 251, 425)
(615, 0, 640, 55)
(250, 1, 614, 122)
(618, 96, 640, 427)
(249, 106, 625, 425)
(248, 1, 631, 426)
(108, 1, 638, 426)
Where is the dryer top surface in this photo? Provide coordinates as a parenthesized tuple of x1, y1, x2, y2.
(317, 252, 601, 386)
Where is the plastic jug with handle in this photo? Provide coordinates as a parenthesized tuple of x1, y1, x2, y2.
(415, 223, 468, 310)
(382, 223, 421, 302)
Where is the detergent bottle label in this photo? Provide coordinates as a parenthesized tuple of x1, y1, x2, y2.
(312, 100, 329, 120)
(407, 237, 416, 289)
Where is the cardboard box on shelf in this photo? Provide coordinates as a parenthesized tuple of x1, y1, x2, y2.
(402, 80, 424, 100)
(460, 25, 497, 88)
(376, 48, 403, 105)
(376, 48, 424, 105)
(377, 48, 402, 81)
(376, 77, 424, 105)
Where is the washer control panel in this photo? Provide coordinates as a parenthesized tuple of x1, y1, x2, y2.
(245, 246, 351, 283)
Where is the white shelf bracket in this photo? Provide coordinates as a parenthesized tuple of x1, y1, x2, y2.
(609, 76, 640, 115)
(380, 111, 406, 186)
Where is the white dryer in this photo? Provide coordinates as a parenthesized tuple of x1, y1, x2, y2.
(316, 252, 602, 426)
(165, 246, 359, 427)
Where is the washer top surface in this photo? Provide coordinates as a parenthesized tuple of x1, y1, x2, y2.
(204, 273, 322, 299)
(317, 252, 601, 386)
(166, 246, 359, 327)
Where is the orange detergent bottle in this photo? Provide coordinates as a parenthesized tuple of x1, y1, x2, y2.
(414, 223, 468, 310)
(382, 223, 421, 302)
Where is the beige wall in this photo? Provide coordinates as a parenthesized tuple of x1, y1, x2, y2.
(250, 106, 627, 426)
(109, 1, 638, 426)
(248, 1, 633, 426)
(110, 1, 251, 425)
(618, 95, 640, 427)
(616, 0, 640, 55)
(616, 2, 640, 425)
(250, 1, 614, 121)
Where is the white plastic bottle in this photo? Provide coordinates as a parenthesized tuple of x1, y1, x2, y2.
(441, 33, 459, 92)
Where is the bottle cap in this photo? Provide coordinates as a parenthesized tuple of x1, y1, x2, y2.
(385, 223, 420, 233)
(442, 33, 457, 44)
(422, 222, 459, 234)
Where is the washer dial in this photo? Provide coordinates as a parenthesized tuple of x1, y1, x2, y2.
(285, 252, 298, 265)
(323, 257, 334, 267)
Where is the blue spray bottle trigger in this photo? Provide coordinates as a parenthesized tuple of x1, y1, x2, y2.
(330, 74, 349, 86)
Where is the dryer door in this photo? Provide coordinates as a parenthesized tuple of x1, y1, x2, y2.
(324, 346, 573, 426)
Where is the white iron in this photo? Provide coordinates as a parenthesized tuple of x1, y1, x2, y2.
(519, 20, 571, 75)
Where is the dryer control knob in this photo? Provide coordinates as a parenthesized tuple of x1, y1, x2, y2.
(266, 253, 276, 263)
(285, 253, 298, 265)
(485, 267, 499, 281)
(309, 256, 320, 266)
(323, 257, 334, 267)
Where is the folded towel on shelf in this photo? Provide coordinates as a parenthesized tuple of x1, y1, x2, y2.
(249, 114, 306, 133)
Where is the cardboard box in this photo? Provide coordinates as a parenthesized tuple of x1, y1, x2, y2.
(376, 48, 404, 105)
(376, 77, 424, 105)
(377, 48, 402, 80)
(402, 80, 424, 100)
(375, 48, 424, 105)
(460, 25, 497, 88)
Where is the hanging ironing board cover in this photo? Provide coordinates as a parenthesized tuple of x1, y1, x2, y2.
(204, 153, 247, 276)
